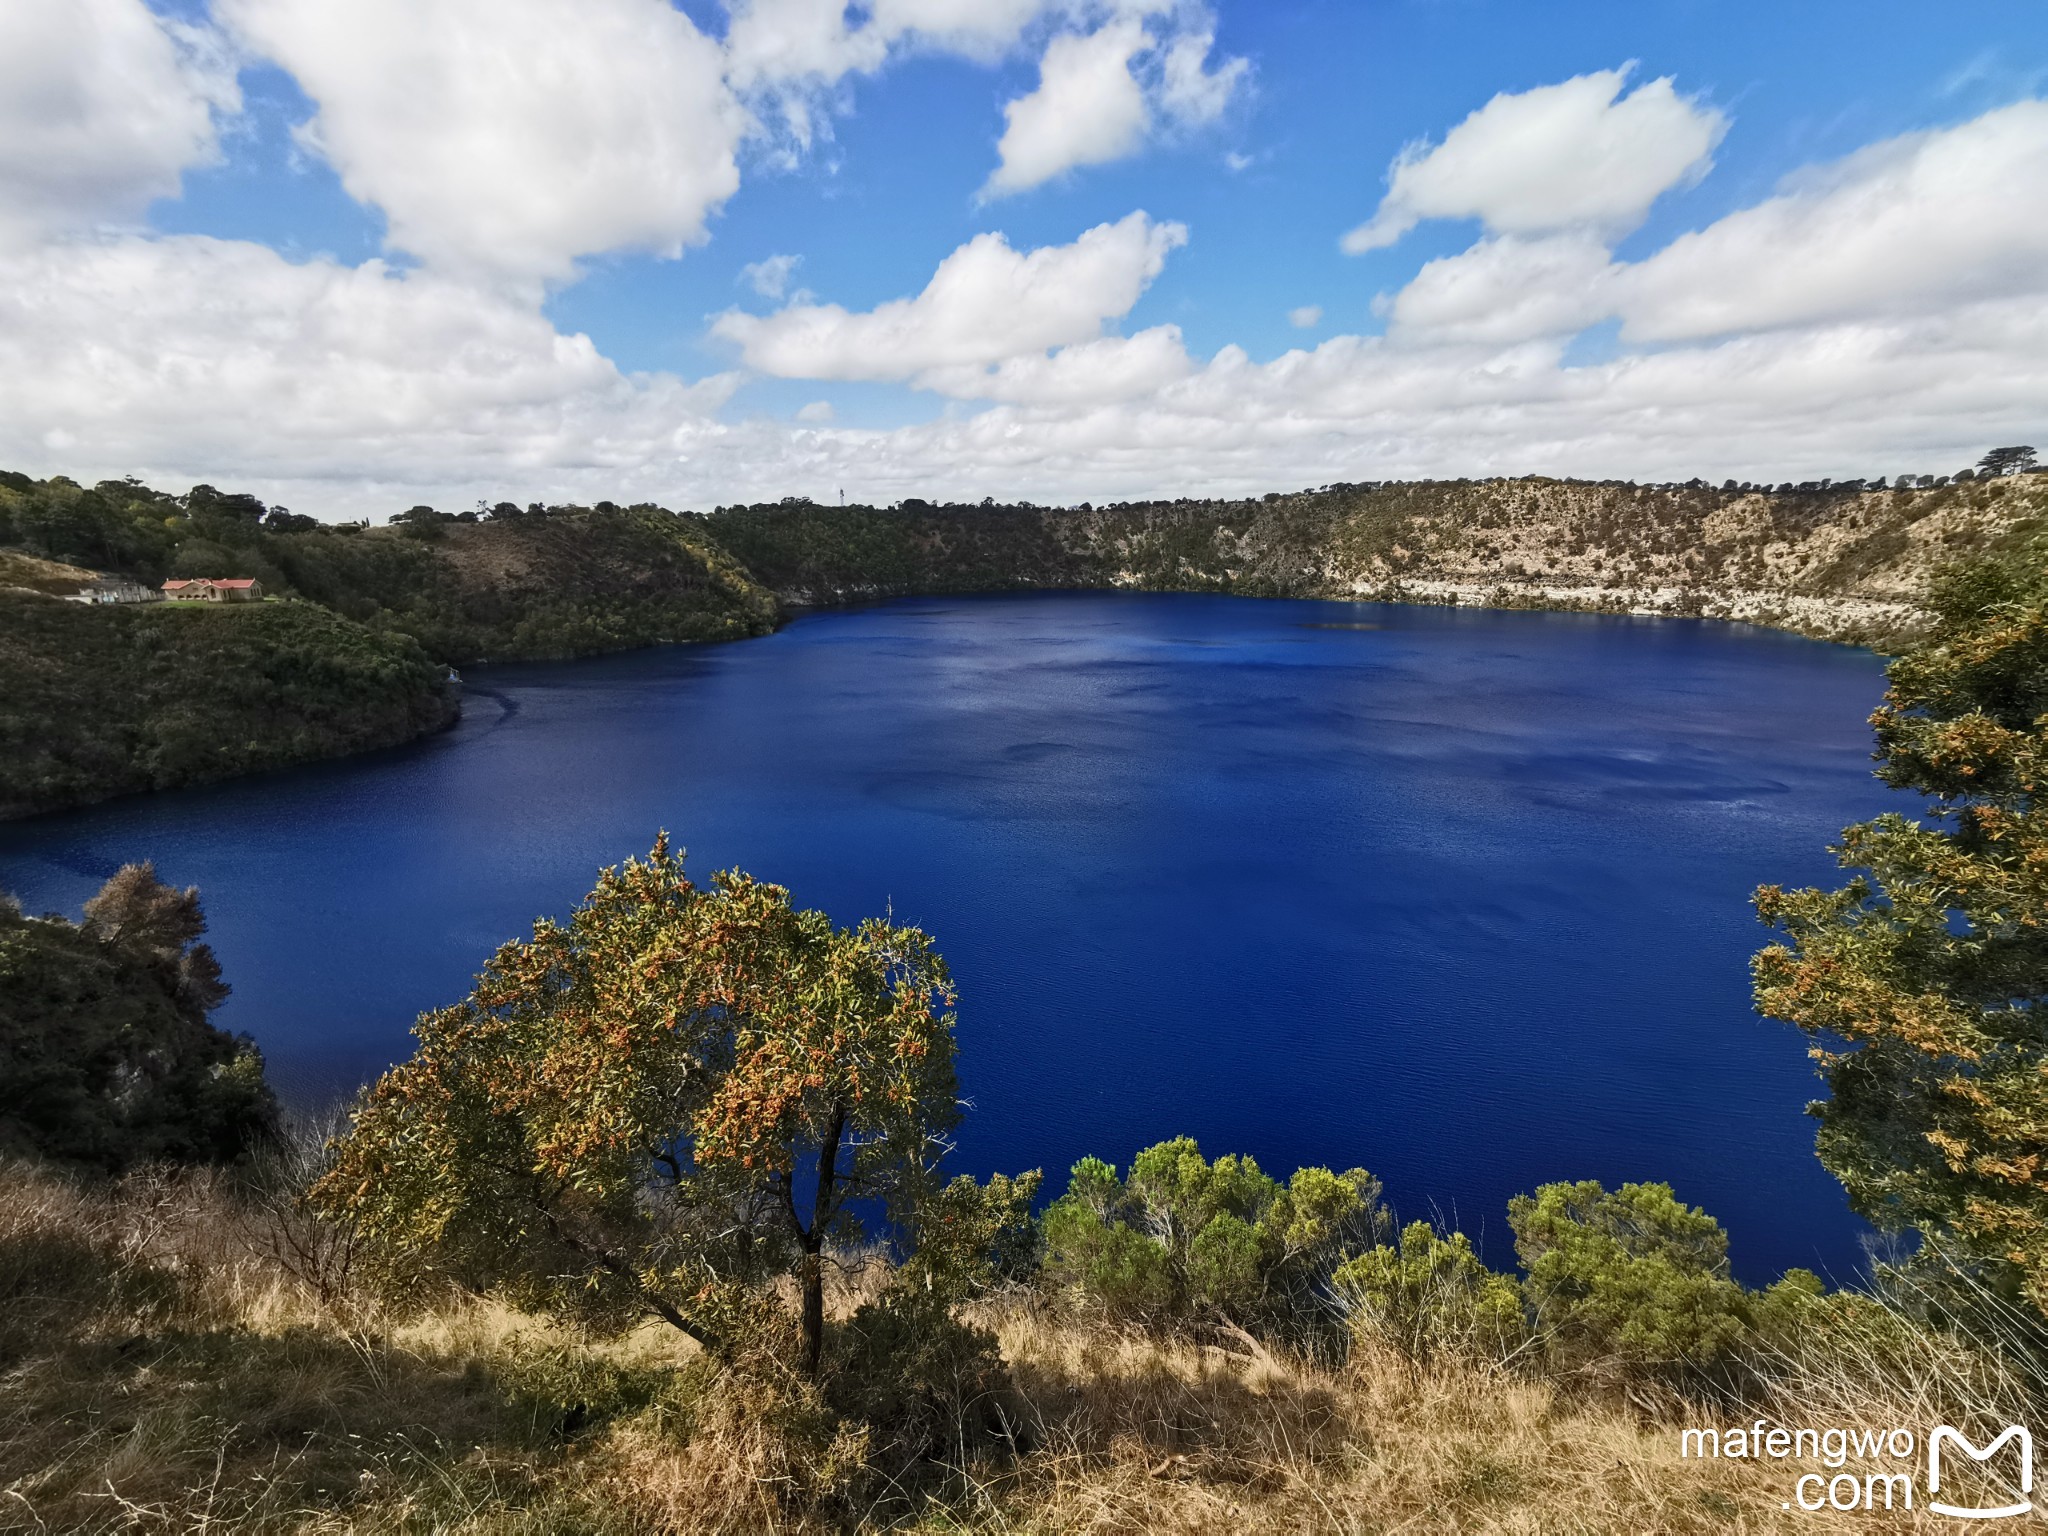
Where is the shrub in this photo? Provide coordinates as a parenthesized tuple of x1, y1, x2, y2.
(1335, 1220, 1525, 1364)
(826, 1288, 1022, 1492)
(0, 865, 278, 1171)
(1041, 1138, 1387, 1340)
(1508, 1180, 1822, 1386)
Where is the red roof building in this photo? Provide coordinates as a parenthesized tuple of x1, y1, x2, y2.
(161, 578, 263, 602)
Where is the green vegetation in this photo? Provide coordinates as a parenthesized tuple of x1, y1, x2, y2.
(18, 1154, 1936, 1535)
(0, 472, 777, 666)
(1037, 1150, 1836, 1392)
(0, 591, 459, 817)
(314, 837, 972, 1377)
(6, 805, 2048, 1527)
(1, 864, 276, 1171)
(1039, 1138, 1384, 1340)
(0, 471, 777, 818)
(11, 464, 2048, 1524)
(1755, 526, 2048, 1318)
(708, 498, 1090, 600)
(708, 473, 2048, 649)
(261, 503, 776, 664)
(8, 461, 2047, 819)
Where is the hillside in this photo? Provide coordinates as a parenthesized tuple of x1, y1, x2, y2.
(261, 506, 779, 664)
(0, 595, 460, 819)
(712, 474, 2048, 648)
(5, 466, 2045, 818)
(0, 475, 779, 666)
(0, 1157, 1948, 1536)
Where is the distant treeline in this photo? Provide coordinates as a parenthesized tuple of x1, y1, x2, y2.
(5, 460, 2047, 817)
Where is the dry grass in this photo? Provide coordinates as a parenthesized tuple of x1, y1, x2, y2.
(975, 1302, 1887, 1535)
(0, 1161, 2031, 1533)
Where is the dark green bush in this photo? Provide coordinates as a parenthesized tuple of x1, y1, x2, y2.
(1041, 1138, 1387, 1339)
(1509, 1180, 1823, 1386)
(0, 864, 279, 1171)
(1335, 1220, 1525, 1364)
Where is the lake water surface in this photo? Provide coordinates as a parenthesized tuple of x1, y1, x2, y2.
(0, 593, 1902, 1282)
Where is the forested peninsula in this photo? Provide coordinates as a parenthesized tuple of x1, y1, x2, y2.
(4, 465, 2045, 818)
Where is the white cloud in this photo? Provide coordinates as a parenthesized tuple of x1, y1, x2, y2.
(219, 0, 744, 285)
(980, 7, 1248, 197)
(723, 0, 1058, 89)
(0, 0, 238, 249)
(1342, 66, 1726, 254)
(916, 326, 1194, 404)
(741, 253, 804, 299)
(1386, 234, 1618, 345)
(1380, 98, 2048, 349)
(8, 232, 2046, 516)
(9, 38, 2048, 524)
(1615, 99, 2048, 341)
(1288, 305, 1323, 329)
(712, 211, 1187, 381)
(984, 21, 1153, 196)
(1157, 27, 1247, 126)
(0, 235, 739, 499)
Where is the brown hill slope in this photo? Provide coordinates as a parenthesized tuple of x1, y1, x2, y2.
(713, 474, 2048, 648)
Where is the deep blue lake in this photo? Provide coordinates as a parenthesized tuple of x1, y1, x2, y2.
(0, 593, 1902, 1283)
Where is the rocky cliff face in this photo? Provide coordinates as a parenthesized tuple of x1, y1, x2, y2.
(714, 475, 2048, 648)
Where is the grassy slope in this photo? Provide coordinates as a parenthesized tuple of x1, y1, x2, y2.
(0, 549, 102, 596)
(264, 506, 778, 666)
(0, 1161, 1965, 1535)
(0, 594, 460, 819)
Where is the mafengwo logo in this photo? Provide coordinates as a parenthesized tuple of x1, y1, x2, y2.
(1928, 1426, 2032, 1520)
(1679, 1421, 2033, 1516)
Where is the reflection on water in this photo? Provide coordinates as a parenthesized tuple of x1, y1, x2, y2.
(0, 593, 1899, 1283)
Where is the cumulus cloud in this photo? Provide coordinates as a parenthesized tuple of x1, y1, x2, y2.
(740, 253, 804, 299)
(1386, 234, 1618, 345)
(1382, 98, 2048, 350)
(0, 0, 238, 248)
(1615, 98, 2048, 340)
(219, 0, 743, 285)
(1156, 27, 1248, 126)
(916, 326, 1195, 404)
(1288, 305, 1323, 329)
(985, 21, 1153, 196)
(722, 0, 1079, 151)
(8, 28, 2048, 523)
(8, 237, 2046, 516)
(712, 211, 1187, 381)
(981, 7, 1248, 196)
(1342, 66, 1725, 253)
(0, 236, 739, 493)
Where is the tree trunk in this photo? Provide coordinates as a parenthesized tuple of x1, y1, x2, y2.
(800, 1100, 848, 1377)
(800, 1245, 825, 1377)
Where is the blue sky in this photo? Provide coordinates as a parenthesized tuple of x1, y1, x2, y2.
(3, 0, 2046, 515)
